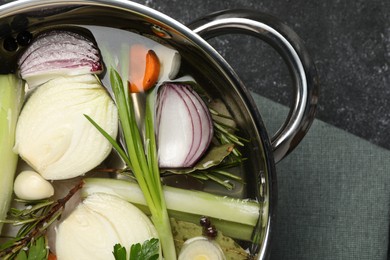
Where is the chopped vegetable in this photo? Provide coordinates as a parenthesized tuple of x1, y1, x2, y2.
(0, 74, 24, 233)
(86, 69, 176, 259)
(82, 178, 260, 241)
(18, 29, 103, 89)
(13, 170, 54, 200)
(178, 236, 226, 260)
(162, 143, 235, 174)
(14, 74, 118, 180)
(171, 219, 248, 260)
(153, 44, 181, 81)
(56, 193, 158, 260)
(0, 182, 83, 259)
(128, 44, 160, 93)
(156, 83, 213, 168)
(48, 252, 57, 260)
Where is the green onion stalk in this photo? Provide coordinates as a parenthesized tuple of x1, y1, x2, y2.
(0, 74, 24, 233)
(86, 68, 176, 259)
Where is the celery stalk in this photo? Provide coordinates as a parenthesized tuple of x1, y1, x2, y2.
(82, 178, 261, 241)
(0, 74, 24, 233)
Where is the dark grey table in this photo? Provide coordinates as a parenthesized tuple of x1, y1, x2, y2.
(122, 1, 390, 260)
(143, 0, 389, 151)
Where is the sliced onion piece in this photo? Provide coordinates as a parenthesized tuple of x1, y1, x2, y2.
(18, 30, 103, 89)
(14, 74, 118, 180)
(181, 86, 213, 166)
(156, 84, 193, 167)
(178, 236, 226, 260)
(56, 193, 158, 260)
(156, 83, 213, 168)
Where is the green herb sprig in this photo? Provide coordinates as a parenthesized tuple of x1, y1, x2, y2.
(0, 182, 83, 259)
(85, 68, 176, 259)
(209, 107, 249, 158)
(13, 236, 48, 260)
(113, 239, 159, 260)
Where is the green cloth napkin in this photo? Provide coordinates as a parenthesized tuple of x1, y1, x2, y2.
(252, 93, 390, 260)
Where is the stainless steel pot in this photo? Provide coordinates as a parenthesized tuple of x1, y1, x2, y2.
(0, 1, 318, 259)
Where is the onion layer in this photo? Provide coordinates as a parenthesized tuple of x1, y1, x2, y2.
(18, 30, 103, 89)
(56, 193, 158, 260)
(14, 74, 118, 180)
(156, 83, 213, 168)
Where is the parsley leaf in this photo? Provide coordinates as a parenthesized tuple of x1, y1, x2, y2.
(113, 238, 159, 260)
(113, 244, 127, 260)
(15, 236, 47, 260)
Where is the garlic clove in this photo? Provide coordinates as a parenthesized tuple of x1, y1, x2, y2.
(13, 170, 54, 200)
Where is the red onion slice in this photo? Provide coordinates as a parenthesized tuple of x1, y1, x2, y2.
(18, 30, 102, 89)
(156, 83, 213, 168)
(181, 86, 213, 166)
(179, 86, 202, 166)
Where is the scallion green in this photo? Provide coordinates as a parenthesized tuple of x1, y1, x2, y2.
(86, 68, 176, 259)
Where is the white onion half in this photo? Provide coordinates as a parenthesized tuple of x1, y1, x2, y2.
(18, 30, 103, 89)
(14, 74, 118, 180)
(56, 193, 158, 260)
(156, 83, 213, 168)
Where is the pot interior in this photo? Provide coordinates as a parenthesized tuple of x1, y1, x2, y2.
(0, 1, 275, 259)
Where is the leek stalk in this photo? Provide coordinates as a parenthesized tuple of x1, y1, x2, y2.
(82, 178, 261, 241)
(0, 74, 24, 233)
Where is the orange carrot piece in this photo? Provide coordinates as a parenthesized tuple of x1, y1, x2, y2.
(128, 44, 146, 93)
(128, 44, 160, 93)
(48, 252, 57, 260)
(143, 50, 160, 90)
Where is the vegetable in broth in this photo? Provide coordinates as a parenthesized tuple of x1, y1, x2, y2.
(0, 25, 258, 260)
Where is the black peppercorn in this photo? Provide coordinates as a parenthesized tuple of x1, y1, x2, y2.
(16, 31, 32, 46)
(204, 225, 218, 238)
(199, 216, 211, 228)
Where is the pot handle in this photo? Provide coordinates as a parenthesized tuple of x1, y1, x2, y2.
(188, 9, 319, 163)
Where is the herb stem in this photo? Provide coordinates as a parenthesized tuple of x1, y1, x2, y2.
(107, 69, 176, 259)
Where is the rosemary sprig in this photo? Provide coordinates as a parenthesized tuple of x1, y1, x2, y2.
(209, 108, 249, 158)
(0, 182, 83, 259)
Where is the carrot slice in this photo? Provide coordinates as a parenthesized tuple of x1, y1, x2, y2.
(128, 44, 160, 93)
(143, 50, 160, 90)
(48, 252, 57, 260)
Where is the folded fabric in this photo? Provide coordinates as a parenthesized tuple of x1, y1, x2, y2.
(252, 94, 390, 260)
